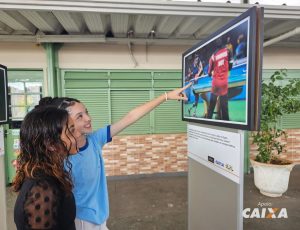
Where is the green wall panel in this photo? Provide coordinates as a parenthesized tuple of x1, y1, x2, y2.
(65, 89, 109, 130)
(8, 70, 43, 82)
(263, 70, 300, 129)
(110, 79, 151, 88)
(153, 90, 186, 133)
(64, 72, 108, 80)
(65, 79, 108, 89)
(110, 72, 152, 79)
(111, 90, 151, 135)
(281, 111, 300, 129)
(154, 80, 181, 88)
(153, 72, 182, 80)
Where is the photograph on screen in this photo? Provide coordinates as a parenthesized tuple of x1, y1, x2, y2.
(182, 6, 262, 131)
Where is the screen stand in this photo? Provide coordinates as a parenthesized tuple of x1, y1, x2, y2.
(188, 124, 244, 230)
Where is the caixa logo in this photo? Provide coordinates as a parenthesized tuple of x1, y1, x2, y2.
(243, 208, 288, 219)
(215, 160, 224, 167)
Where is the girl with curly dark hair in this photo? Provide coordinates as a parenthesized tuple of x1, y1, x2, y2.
(35, 84, 191, 230)
(13, 106, 79, 230)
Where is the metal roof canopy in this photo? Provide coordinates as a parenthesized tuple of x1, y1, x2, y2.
(0, 0, 299, 47)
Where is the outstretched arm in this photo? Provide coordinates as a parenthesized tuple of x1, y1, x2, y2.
(111, 83, 192, 137)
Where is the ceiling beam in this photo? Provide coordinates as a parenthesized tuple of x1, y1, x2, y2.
(0, 10, 35, 33)
(110, 13, 129, 38)
(0, 1, 299, 19)
(264, 20, 300, 38)
(106, 37, 197, 46)
(53, 11, 85, 34)
(264, 27, 300, 47)
(134, 15, 157, 38)
(19, 10, 63, 34)
(0, 32, 299, 47)
(82, 12, 105, 34)
(174, 16, 208, 39)
(0, 20, 12, 34)
(194, 17, 228, 39)
(0, 34, 105, 43)
(156, 15, 184, 38)
(0, 34, 197, 45)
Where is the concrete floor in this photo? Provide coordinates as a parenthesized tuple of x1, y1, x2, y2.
(243, 164, 300, 230)
(5, 166, 300, 230)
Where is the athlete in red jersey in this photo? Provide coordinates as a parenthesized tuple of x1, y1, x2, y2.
(207, 38, 232, 120)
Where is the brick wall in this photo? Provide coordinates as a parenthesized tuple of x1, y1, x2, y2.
(102, 133, 188, 176)
(102, 129, 300, 177)
(249, 129, 300, 163)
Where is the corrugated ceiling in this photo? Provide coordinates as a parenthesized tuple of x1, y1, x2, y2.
(0, 0, 299, 47)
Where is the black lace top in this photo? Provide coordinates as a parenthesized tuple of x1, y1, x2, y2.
(14, 177, 76, 230)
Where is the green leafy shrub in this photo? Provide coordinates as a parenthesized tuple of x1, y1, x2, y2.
(252, 70, 300, 164)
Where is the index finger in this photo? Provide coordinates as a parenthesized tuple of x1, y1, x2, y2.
(182, 82, 192, 91)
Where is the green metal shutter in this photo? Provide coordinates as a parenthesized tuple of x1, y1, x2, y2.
(62, 70, 187, 134)
(153, 71, 182, 88)
(7, 70, 43, 82)
(111, 90, 151, 135)
(110, 72, 152, 88)
(63, 71, 109, 130)
(280, 110, 300, 129)
(65, 89, 109, 130)
(64, 71, 109, 88)
(279, 70, 300, 129)
(153, 90, 186, 133)
(152, 71, 186, 133)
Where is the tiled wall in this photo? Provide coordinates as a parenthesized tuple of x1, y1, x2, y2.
(103, 129, 300, 176)
(249, 129, 300, 163)
(102, 134, 188, 176)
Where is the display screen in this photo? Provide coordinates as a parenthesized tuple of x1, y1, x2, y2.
(182, 6, 263, 131)
(0, 64, 9, 124)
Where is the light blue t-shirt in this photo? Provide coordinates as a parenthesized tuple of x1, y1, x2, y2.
(68, 125, 112, 225)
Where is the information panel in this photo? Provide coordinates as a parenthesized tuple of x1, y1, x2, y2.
(188, 123, 242, 183)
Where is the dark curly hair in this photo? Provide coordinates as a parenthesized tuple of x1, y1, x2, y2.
(12, 106, 75, 195)
(35, 97, 80, 110)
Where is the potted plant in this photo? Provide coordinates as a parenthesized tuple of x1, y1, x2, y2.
(250, 69, 300, 197)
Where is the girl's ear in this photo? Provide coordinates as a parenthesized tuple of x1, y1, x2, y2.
(47, 145, 56, 152)
(45, 139, 57, 152)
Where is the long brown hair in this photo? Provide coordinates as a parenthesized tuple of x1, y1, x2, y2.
(12, 106, 74, 195)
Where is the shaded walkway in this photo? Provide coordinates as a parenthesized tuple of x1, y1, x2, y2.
(6, 166, 300, 230)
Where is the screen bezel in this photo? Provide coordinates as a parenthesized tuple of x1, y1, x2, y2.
(0, 64, 9, 125)
(182, 6, 262, 131)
